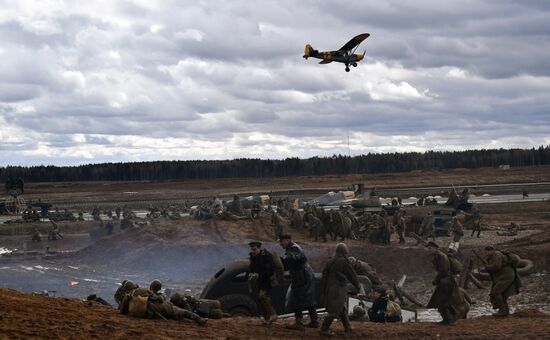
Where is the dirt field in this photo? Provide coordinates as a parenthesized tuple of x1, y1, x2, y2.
(1, 166, 550, 338)
(1, 289, 549, 340)
(19, 165, 550, 205)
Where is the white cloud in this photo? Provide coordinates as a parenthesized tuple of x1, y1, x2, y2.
(0, 0, 549, 166)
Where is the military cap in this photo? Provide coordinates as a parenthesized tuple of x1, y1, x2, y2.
(248, 241, 262, 248)
(278, 234, 292, 240)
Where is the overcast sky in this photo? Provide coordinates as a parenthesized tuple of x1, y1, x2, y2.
(1, 0, 549, 166)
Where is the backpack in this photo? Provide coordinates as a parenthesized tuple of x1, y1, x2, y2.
(502, 251, 520, 268)
(386, 300, 401, 318)
(127, 291, 149, 317)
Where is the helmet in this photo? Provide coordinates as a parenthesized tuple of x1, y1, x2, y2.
(150, 279, 162, 292)
(123, 280, 138, 291)
(335, 243, 349, 256)
(353, 305, 366, 317)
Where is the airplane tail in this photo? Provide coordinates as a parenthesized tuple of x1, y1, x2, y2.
(303, 44, 316, 59)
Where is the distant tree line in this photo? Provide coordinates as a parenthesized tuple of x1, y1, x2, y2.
(1, 146, 549, 183)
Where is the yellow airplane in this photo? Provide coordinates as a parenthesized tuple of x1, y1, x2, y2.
(303, 33, 370, 72)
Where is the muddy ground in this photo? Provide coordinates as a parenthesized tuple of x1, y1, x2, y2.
(1, 289, 549, 339)
(1, 166, 550, 338)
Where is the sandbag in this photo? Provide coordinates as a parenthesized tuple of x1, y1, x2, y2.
(128, 294, 148, 317)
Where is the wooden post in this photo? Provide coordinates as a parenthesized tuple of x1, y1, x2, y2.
(467, 273, 485, 289)
(392, 282, 406, 306)
(460, 258, 474, 289)
(398, 286, 425, 307)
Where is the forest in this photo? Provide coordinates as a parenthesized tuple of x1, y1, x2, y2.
(1, 146, 549, 182)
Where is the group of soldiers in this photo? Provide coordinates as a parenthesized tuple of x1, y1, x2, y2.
(113, 279, 212, 325)
(248, 235, 401, 336)
(426, 241, 522, 323)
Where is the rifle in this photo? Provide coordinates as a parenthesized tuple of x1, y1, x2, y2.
(410, 232, 428, 246)
(472, 249, 488, 266)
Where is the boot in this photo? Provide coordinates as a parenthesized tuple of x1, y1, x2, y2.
(306, 310, 319, 328)
(320, 329, 335, 337)
(341, 313, 352, 333)
(286, 318, 305, 331)
(320, 315, 335, 335)
(183, 310, 208, 326)
(492, 296, 509, 317)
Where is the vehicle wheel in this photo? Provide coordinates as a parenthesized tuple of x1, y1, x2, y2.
(218, 294, 258, 316)
(352, 62, 358, 67)
(345, 67, 350, 72)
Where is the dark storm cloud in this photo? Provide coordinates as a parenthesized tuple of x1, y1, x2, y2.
(0, 0, 549, 165)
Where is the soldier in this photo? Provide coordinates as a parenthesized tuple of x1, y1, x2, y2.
(306, 213, 327, 242)
(47, 220, 63, 241)
(31, 228, 42, 242)
(250, 201, 262, 219)
(319, 243, 365, 336)
(419, 213, 435, 241)
(426, 241, 468, 324)
(210, 196, 223, 216)
(450, 216, 464, 243)
(271, 209, 284, 240)
(348, 257, 383, 289)
(118, 280, 207, 325)
(465, 210, 482, 238)
(105, 219, 114, 235)
(278, 234, 318, 330)
(396, 210, 406, 244)
(115, 206, 122, 220)
(368, 287, 402, 323)
(248, 241, 284, 326)
(289, 209, 303, 230)
(483, 246, 522, 316)
(228, 194, 244, 216)
(522, 188, 529, 199)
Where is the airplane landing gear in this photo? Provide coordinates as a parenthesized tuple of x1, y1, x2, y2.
(352, 62, 358, 67)
(345, 64, 350, 72)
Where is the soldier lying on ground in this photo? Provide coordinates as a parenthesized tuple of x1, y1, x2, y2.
(348, 256, 383, 290)
(116, 280, 207, 325)
(368, 287, 402, 323)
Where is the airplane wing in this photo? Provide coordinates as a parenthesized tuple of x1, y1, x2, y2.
(319, 60, 332, 64)
(339, 33, 370, 52)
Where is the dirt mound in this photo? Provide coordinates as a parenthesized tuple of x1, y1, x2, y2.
(1, 289, 549, 339)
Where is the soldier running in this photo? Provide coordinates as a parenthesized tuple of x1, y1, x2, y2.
(278, 234, 319, 330)
(319, 243, 365, 336)
(426, 241, 469, 324)
(248, 241, 284, 326)
(396, 210, 407, 244)
(483, 246, 522, 316)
